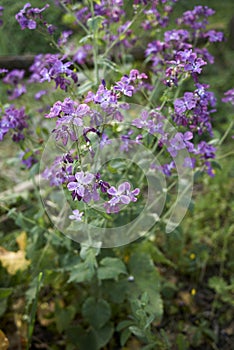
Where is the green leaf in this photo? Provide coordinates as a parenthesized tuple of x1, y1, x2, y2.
(98, 257, 127, 281)
(129, 325, 145, 338)
(66, 326, 97, 350)
(87, 16, 104, 32)
(62, 13, 76, 26)
(116, 320, 134, 332)
(120, 328, 131, 347)
(94, 322, 114, 349)
(0, 288, 12, 299)
(82, 297, 111, 329)
(79, 34, 93, 44)
(0, 288, 12, 317)
(68, 262, 94, 283)
(102, 280, 128, 303)
(55, 305, 76, 333)
(98, 57, 120, 72)
(128, 252, 163, 321)
(208, 276, 228, 294)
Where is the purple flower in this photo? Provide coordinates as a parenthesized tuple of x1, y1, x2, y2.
(145, 40, 166, 57)
(100, 133, 112, 149)
(53, 124, 77, 146)
(34, 90, 47, 100)
(15, 3, 49, 30)
(0, 105, 28, 142)
(0, 68, 8, 74)
(0, 6, 4, 26)
(114, 80, 134, 97)
(204, 30, 224, 42)
(20, 149, 38, 168)
(42, 153, 74, 186)
(183, 157, 196, 169)
(67, 171, 95, 200)
(174, 92, 197, 114)
(183, 52, 207, 74)
(177, 6, 215, 30)
(168, 132, 193, 157)
(69, 209, 84, 221)
(73, 45, 92, 65)
(3, 69, 25, 85)
(108, 183, 131, 204)
(164, 29, 190, 43)
(104, 182, 140, 214)
(58, 30, 73, 47)
(50, 60, 73, 76)
(222, 89, 234, 105)
(85, 83, 118, 110)
(45, 98, 90, 127)
(195, 141, 216, 159)
(195, 48, 214, 64)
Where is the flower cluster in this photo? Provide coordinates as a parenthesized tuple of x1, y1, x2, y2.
(3, 69, 26, 100)
(104, 182, 140, 214)
(1, 1, 232, 227)
(15, 2, 49, 30)
(42, 152, 75, 186)
(0, 105, 28, 142)
(222, 88, 234, 106)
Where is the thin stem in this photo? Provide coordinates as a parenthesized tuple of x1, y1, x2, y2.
(60, 2, 89, 35)
(218, 118, 234, 146)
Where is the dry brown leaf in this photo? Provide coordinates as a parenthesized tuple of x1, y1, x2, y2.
(0, 330, 9, 350)
(0, 232, 30, 275)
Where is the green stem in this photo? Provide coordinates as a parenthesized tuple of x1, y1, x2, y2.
(218, 118, 234, 146)
(26, 272, 43, 350)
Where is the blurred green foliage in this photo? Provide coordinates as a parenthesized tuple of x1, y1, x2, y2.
(0, 0, 62, 54)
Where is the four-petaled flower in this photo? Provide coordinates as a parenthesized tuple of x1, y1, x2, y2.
(104, 182, 140, 214)
(67, 171, 95, 200)
(69, 209, 84, 221)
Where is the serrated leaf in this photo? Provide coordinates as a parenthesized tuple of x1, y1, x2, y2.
(82, 297, 111, 329)
(97, 257, 127, 280)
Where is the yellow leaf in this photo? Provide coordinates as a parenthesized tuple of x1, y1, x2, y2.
(16, 231, 27, 251)
(0, 232, 30, 275)
(0, 330, 9, 350)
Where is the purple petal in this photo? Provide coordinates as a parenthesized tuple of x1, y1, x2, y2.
(120, 195, 131, 204)
(107, 186, 118, 196)
(67, 182, 78, 191)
